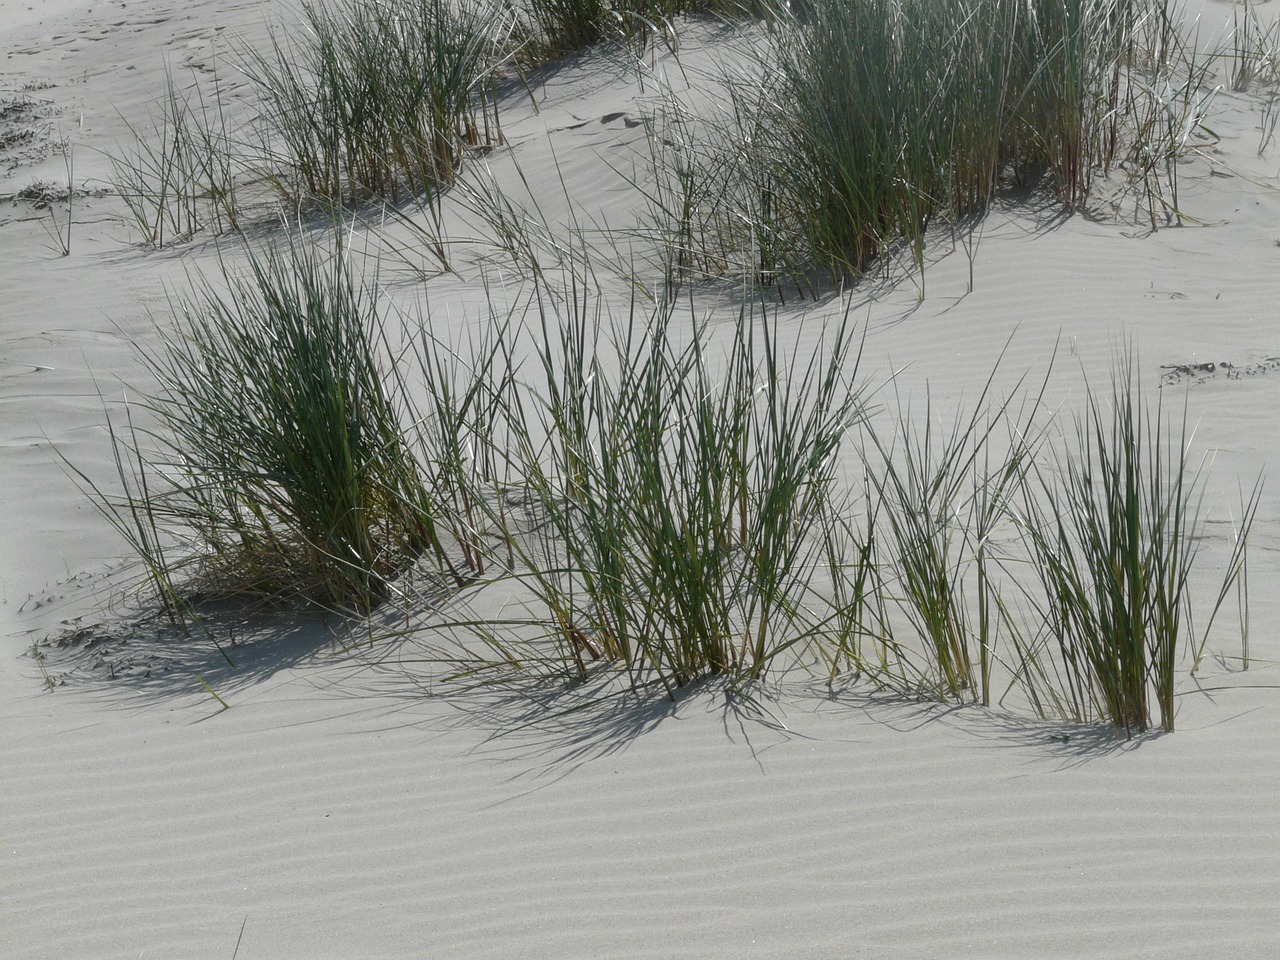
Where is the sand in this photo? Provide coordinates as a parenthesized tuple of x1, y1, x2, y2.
(5, 0, 1280, 956)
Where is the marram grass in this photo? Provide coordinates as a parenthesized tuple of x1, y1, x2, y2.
(644, 0, 1211, 292)
(111, 0, 512, 246)
(97, 233, 449, 610)
(79, 240, 1258, 734)
(241, 0, 509, 206)
(1014, 356, 1254, 734)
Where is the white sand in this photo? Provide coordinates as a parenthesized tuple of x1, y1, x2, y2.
(0, 0, 96, 34)
(5, 1, 1280, 956)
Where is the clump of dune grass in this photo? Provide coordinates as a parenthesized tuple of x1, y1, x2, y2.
(522, 0, 615, 54)
(1121, 0, 1220, 225)
(453, 273, 863, 693)
(858, 396, 987, 701)
(1224, 5, 1280, 159)
(1013, 356, 1256, 734)
(239, 0, 509, 206)
(811, 348, 1257, 734)
(643, 0, 1211, 291)
(406, 305, 524, 584)
(95, 233, 455, 611)
(1224, 0, 1280, 93)
(108, 0, 511, 247)
(855, 364, 1047, 705)
(812, 347, 1054, 705)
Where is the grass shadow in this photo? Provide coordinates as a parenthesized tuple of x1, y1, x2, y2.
(802, 674, 1145, 764)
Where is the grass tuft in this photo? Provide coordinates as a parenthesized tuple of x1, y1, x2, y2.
(459, 271, 864, 693)
(109, 70, 241, 249)
(1014, 354, 1248, 734)
(242, 0, 509, 207)
(98, 231, 453, 610)
(643, 0, 1215, 291)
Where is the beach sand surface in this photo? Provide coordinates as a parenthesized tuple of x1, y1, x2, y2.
(5, 1, 1280, 956)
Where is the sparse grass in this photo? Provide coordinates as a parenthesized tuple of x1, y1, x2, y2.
(1191, 481, 1261, 675)
(43, 136, 74, 256)
(1122, 0, 1220, 226)
(13, 144, 76, 258)
(805, 347, 1254, 736)
(856, 362, 1046, 704)
(405, 302, 523, 585)
(109, 70, 242, 249)
(1225, 0, 1280, 94)
(109, 0, 511, 246)
(1214, 0, 1280, 157)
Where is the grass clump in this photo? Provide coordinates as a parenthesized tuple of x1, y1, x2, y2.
(111, 0, 511, 247)
(469, 279, 863, 693)
(856, 375, 1043, 705)
(244, 0, 509, 206)
(110, 71, 242, 249)
(105, 234, 447, 610)
(818, 351, 1255, 736)
(1225, 0, 1280, 94)
(644, 0, 1202, 291)
(1013, 357, 1255, 734)
(523, 0, 616, 54)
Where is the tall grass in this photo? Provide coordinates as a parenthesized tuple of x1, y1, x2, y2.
(242, 0, 510, 207)
(407, 306, 523, 583)
(76, 229, 1258, 729)
(523, 0, 615, 54)
(1122, 0, 1220, 226)
(110, 71, 241, 249)
(857, 376, 1044, 704)
(1225, 0, 1280, 94)
(105, 233, 449, 609)
(457, 274, 864, 692)
(413, 311, 1255, 731)
(644, 0, 1210, 290)
(110, 0, 512, 247)
(1013, 357, 1246, 733)
(811, 348, 1255, 735)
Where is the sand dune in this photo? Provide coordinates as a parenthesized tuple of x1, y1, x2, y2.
(5, 0, 1280, 956)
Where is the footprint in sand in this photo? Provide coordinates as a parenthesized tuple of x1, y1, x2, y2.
(562, 111, 644, 132)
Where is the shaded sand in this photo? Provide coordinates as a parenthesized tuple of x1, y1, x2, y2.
(5, 1, 1280, 956)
